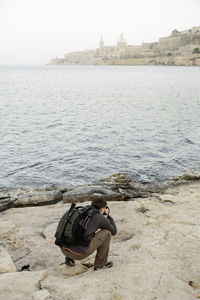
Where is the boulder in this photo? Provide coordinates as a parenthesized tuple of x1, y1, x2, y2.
(32, 289, 53, 300)
(0, 188, 64, 212)
(0, 192, 14, 212)
(62, 185, 124, 203)
(11, 190, 63, 208)
(0, 270, 45, 300)
(0, 246, 16, 273)
(0, 188, 32, 212)
(100, 173, 161, 198)
(100, 173, 132, 186)
(42, 223, 57, 243)
(0, 191, 10, 200)
(0, 198, 11, 212)
(0, 264, 87, 300)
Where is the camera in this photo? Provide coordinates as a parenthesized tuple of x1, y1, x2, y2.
(103, 206, 110, 215)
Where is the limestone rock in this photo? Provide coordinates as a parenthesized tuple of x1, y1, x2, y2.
(101, 173, 132, 186)
(0, 192, 13, 212)
(43, 223, 57, 243)
(0, 191, 10, 200)
(63, 185, 124, 203)
(0, 246, 16, 273)
(0, 188, 31, 212)
(0, 270, 45, 300)
(32, 289, 53, 300)
(11, 190, 63, 207)
(9, 188, 30, 199)
(0, 220, 15, 236)
(0, 264, 87, 300)
(0, 182, 200, 299)
(0, 188, 63, 212)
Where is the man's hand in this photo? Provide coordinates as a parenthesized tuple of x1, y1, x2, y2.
(104, 206, 110, 216)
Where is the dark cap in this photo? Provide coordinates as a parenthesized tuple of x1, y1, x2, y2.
(91, 198, 107, 209)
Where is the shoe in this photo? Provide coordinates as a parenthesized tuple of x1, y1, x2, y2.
(94, 261, 113, 271)
(65, 257, 75, 266)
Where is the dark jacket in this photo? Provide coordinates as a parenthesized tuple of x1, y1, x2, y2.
(63, 209, 117, 254)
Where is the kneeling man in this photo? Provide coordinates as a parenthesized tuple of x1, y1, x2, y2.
(60, 198, 117, 270)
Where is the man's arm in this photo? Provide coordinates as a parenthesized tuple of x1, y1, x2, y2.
(99, 214, 117, 235)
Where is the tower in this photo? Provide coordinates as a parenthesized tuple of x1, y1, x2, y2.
(99, 35, 104, 49)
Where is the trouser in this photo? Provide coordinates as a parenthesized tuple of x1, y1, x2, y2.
(61, 229, 111, 268)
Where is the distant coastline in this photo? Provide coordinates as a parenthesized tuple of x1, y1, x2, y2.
(49, 25, 200, 66)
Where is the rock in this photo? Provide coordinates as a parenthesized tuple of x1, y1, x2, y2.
(0, 270, 45, 300)
(101, 173, 164, 198)
(63, 185, 124, 203)
(11, 190, 63, 208)
(171, 173, 200, 183)
(101, 173, 139, 196)
(44, 263, 88, 278)
(9, 188, 30, 199)
(0, 188, 64, 212)
(0, 188, 32, 212)
(32, 289, 53, 300)
(0, 191, 10, 200)
(0, 264, 87, 300)
(101, 173, 132, 186)
(0, 195, 14, 213)
(0, 246, 16, 273)
(0, 220, 15, 236)
(0, 182, 200, 299)
(42, 223, 57, 243)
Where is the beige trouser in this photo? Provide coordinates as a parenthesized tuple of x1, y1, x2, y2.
(61, 229, 111, 268)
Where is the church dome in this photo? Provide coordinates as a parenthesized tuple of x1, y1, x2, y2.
(117, 33, 127, 47)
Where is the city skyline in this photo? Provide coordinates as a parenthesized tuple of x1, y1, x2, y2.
(0, 0, 200, 64)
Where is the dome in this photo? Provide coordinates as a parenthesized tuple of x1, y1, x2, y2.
(117, 33, 127, 47)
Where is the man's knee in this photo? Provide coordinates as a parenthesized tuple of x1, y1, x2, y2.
(99, 229, 112, 239)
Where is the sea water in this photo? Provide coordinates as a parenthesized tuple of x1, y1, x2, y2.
(0, 65, 200, 188)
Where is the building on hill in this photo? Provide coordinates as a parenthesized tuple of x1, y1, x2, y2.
(49, 26, 200, 66)
(158, 26, 200, 57)
(96, 34, 127, 59)
(117, 33, 127, 48)
(99, 35, 104, 51)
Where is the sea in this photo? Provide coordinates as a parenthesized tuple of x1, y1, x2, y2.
(0, 65, 200, 189)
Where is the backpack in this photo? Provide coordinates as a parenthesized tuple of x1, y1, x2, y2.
(55, 202, 97, 247)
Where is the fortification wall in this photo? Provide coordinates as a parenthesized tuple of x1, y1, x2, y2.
(49, 25, 200, 66)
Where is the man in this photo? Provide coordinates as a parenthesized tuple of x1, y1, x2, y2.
(60, 198, 117, 270)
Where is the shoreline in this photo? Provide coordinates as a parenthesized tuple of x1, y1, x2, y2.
(0, 179, 200, 299)
(47, 63, 200, 67)
(1, 173, 200, 213)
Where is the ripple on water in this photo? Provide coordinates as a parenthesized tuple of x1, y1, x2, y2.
(0, 65, 200, 188)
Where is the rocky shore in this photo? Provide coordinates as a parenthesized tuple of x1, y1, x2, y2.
(1, 174, 200, 299)
(0, 174, 161, 213)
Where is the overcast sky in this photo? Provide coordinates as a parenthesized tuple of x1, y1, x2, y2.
(0, 0, 200, 64)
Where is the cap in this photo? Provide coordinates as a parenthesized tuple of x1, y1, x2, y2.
(91, 198, 107, 209)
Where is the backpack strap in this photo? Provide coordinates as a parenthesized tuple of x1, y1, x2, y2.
(82, 205, 95, 215)
(57, 202, 76, 240)
(79, 205, 97, 230)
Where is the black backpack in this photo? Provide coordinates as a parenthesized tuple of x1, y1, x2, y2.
(55, 203, 97, 247)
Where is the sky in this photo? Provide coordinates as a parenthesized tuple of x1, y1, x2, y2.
(0, 0, 200, 64)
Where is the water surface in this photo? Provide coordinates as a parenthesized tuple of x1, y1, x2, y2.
(0, 65, 200, 188)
